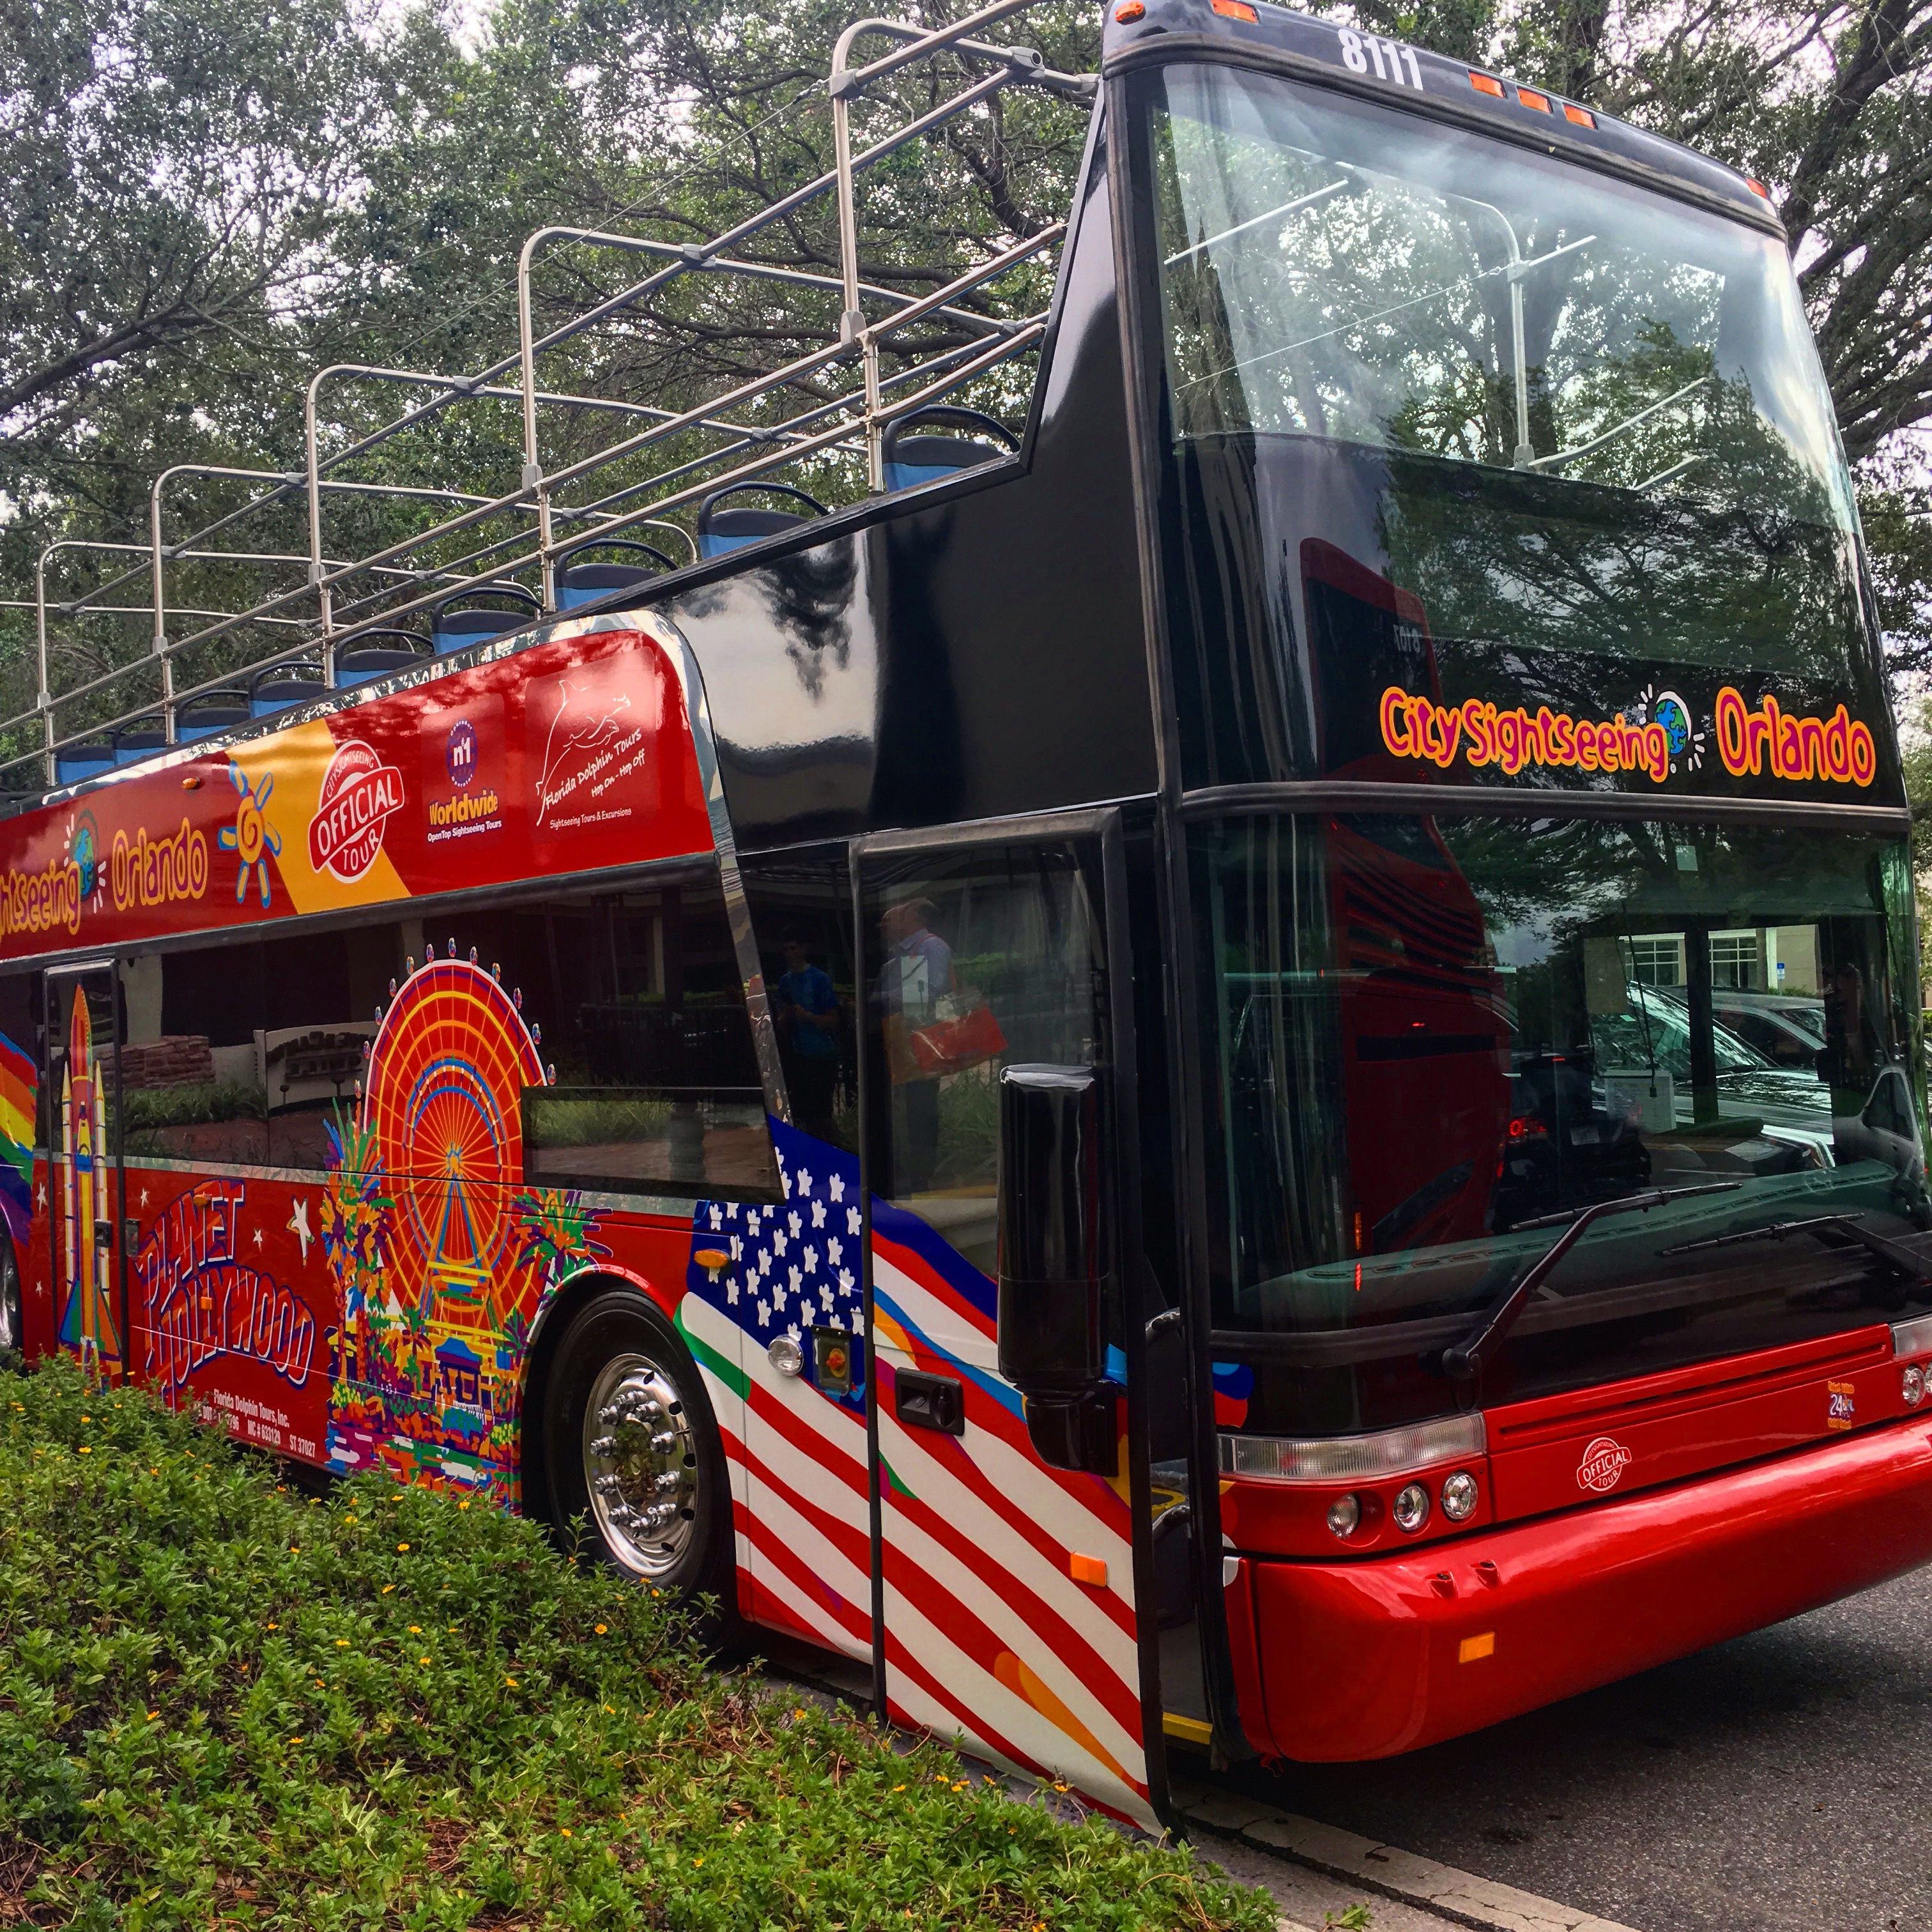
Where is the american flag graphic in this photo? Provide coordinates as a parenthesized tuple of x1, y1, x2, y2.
(677, 1118, 1152, 1825)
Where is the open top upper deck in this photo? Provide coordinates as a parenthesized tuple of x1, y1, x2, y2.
(2, 0, 1876, 844)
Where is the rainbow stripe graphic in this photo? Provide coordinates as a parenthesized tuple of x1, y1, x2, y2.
(0, 1031, 35, 1245)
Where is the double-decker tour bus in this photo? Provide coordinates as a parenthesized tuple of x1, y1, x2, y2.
(6, 0, 1931, 1829)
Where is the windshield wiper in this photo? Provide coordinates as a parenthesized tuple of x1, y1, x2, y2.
(1661, 1212, 1932, 1286)
(1443, 1181, 1741, 1382)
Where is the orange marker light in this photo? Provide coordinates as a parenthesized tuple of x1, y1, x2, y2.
(1211, 0, 1259, 19)
(1070, 1552, 1108, 1588)
(1747, 178, 1772, 199)
(1563, 102, 1595, 127)
(1459, 1631, 1496, 1662)
(1517, 87, 1551, 112)
(1114, 1, 1144, 17)
(1469, 72, 1505, 98)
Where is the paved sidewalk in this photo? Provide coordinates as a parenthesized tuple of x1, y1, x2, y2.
(1174, 1781, 1643, 1932)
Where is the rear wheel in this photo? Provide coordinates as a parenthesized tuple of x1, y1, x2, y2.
(541, 1287, 737, 1618)
(0, 1241, 20, 1354)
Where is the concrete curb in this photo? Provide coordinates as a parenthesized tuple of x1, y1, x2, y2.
(1173, 1784, 1643, 1932)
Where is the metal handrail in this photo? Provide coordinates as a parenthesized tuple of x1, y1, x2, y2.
(2, 1, 1086, 784)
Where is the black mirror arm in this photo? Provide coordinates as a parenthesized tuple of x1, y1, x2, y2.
(1443, 1181, 1742, 1383)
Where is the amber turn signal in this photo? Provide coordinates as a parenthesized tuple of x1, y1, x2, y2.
(1114, 1, 1145, 18)
(1211, 0, 1259, 18)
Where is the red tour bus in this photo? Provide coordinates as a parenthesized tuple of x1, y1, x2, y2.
(8, 0, 1932, 1828)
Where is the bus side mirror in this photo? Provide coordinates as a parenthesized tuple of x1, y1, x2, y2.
(997, 1063, 1116, 1475)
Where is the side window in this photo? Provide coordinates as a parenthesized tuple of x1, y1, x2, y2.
(741, 846, 857, 1153)
(139, 928, 398, 1169)
(862, 843, 1107, 1277)
(441, 871, 780, 1201)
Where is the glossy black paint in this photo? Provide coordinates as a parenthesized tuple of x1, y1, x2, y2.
(995, 1061, 1108, 1402)
(658, 144, 1155, 857)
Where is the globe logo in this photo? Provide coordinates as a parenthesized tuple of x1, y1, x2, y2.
(1653, 693, 1690, 757)
(72, 817, 99, 901)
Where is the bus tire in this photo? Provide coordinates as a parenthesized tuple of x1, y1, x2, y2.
(0, 1238, 20, 1356)
(539, 1285, 738, 1627)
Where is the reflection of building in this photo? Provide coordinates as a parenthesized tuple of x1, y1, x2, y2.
(1627, 926, 1820, 995)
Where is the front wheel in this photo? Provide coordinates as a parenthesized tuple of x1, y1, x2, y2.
(540, 1287, 737, 1620)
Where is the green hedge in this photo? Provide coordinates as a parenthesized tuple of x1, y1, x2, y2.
(0, 1360, 1274, 1932)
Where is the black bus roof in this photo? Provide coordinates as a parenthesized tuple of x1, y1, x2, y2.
(1102, 0, 1782, 238)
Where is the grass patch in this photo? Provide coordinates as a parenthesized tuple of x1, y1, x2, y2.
(0, 1359, 1273, 1931)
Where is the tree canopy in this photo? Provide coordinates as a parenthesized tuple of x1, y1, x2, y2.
(3, 0, 1930, 742)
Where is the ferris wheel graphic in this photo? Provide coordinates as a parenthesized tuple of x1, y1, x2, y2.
(363, 953, 548, 1311)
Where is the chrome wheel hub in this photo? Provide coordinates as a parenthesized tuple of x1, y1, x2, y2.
(583, 1353, 698, 1578)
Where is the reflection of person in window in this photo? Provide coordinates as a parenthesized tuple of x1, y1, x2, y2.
(1819, 961, 1880, 1094)
(878, 898, 953, 1191)
(773, 933, 841, 1142)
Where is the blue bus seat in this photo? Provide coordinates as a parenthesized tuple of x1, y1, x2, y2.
(54, 737, 116, 786)
(112, 719, 169, 766)
(177, 691, 251, 742)
(883, 433, 1009, 492)
(335, 630, 430, 687)
(696, 484, 826, 560)
(880, 406, 1020, 494)
(431, 584, 542, 654)
(250, 662, 326, 718)
(555, 540, 675, 611)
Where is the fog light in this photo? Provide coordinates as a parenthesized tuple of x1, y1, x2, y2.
(1905, 1364, 1926, 1408)
(1393, 1482, 1430, 1533)
(768, 1335, 804, 1377)
(1441, 1469, 1479, 1521)
(1326, 1492, 1361, 1539)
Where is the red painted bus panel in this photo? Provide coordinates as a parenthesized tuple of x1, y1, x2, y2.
(0, 626, 711, 965)
(1220, 1328, 1910, 1561)
(1242, 1415, 1932, 1761)
(1484, 1324, 1899, 1521)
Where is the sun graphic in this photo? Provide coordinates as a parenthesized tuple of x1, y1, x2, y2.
(218, 762, 282, 906)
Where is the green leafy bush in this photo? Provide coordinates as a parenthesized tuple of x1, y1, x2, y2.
(0, 1359, 1273, 1931)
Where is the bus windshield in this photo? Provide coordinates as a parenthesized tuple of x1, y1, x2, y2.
(1194, 813, 1930, 1425)
(1145, 64, 1882, 785)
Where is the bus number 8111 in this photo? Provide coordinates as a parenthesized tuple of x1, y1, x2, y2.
(1338, 28, 1425, 88)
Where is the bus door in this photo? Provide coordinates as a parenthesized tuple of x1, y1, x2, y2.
(855, 810, 1162, 1824)
(45, 962, 125, 1379)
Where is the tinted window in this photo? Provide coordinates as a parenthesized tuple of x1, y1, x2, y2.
(1196, 813, 1928, 1430)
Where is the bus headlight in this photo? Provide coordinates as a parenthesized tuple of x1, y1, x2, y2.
(1393, 1482, 1430, 1533)
(1905, 1365, 1926, 1408)
(1441, 1469, 1479, 1521)
(1326, 1493, 1361, 1539)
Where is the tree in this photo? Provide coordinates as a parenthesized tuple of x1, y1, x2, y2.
(6, 0, 1932, 738)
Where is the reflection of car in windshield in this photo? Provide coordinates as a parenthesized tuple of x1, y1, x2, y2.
(1494, 1051, 1650, 1231)
(1654, 985, 1827, 1070)
(1592, 983, 1830, 1128)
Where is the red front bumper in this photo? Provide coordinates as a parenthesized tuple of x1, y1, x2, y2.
(1230, 1414, 1932, 1761)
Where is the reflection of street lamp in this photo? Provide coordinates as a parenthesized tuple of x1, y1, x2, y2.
(1457, 194, 1595, 467)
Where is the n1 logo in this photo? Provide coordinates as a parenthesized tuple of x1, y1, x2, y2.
(1339, 28, 1424, 88)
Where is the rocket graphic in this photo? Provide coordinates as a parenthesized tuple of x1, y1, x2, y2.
(56, 990, 118, 1370)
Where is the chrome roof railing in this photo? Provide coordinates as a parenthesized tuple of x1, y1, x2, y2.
(6, 0, 1091, 790)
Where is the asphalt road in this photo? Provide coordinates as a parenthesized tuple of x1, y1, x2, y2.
(1212, 1564, 1932, 1932)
